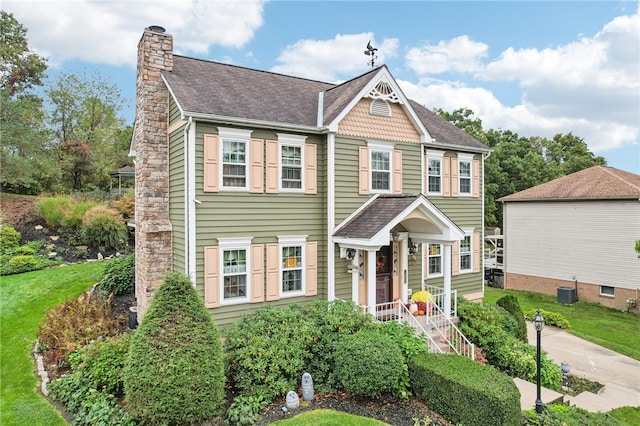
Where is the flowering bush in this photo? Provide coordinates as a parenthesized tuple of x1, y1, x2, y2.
(411, 290, 434, 304)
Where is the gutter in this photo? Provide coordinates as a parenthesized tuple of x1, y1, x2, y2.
(183, 112, 330, 135)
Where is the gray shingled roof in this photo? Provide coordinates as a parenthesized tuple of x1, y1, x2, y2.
(164, 56, 489, 151)
(498, 166, 640, 202)
(333, 195, 418, 239)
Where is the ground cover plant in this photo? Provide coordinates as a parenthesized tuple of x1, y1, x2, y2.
(0, 261, 104, 426)
(0, 224, 62, 275)
(483, 287, 640, 361)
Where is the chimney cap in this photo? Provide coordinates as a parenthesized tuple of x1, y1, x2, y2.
(146, 25, 166, 33)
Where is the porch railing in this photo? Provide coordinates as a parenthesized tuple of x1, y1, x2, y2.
(422, 285, 475, 360)
(362, 301, 443, 354)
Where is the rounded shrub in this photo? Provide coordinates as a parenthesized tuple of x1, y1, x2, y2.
(8, 254, 39, 273)
(334, 329, 404, 398)
(99, 254, 134, 295)
(496, 294, 528, 342)
(80, 206, 127, 250)
(123, 272, 225, 425)
(0, 225, 21, 249)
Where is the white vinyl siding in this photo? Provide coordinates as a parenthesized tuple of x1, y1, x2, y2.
(504, 201, 640, 291)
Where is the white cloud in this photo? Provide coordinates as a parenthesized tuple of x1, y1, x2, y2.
(271, 33, 399, 81)
(402, 8, 640, 154)
(405, 36, 488, 75)
(3, 0, 265, 68)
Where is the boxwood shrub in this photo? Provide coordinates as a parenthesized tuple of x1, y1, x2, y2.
(100, 254, 134, 295)
(123, 272, 225, 425)
(409, 352, 521, 426)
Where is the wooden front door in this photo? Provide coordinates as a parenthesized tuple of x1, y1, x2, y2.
(376, 245, 392, 304)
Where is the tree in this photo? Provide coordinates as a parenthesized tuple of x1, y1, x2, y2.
(46, 72, 129, 191)
(0, 11, 47, 94)
(0, 12, 55, 194)
(123, 272, 225, 424)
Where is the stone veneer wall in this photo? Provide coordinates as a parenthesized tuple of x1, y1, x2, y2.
(506, 272, 639, 314)
(134, 27, 174, 320)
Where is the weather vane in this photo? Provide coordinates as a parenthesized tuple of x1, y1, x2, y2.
(364, 40, 378, 68)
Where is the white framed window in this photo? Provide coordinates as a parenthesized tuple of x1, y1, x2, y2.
(219, 128, 252, 191)
(218, 237, 252, 305)
(427, 150, 444, 195)
(459, 232, 472, 273)
(278, 134, 306, 191)
(279, 236, 306, 297)
(600, 286, 615, 297)
(428, 243, 443, 277)
(369, 141, 393, 193)
(458, 154, 473, 196)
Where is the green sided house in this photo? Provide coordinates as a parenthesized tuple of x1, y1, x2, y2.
(132, 26, 491, 345)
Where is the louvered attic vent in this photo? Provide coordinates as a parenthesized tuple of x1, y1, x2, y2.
(370, 99, 391, 117)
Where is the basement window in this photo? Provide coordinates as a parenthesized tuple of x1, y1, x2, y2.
(600, 286, 615, 297)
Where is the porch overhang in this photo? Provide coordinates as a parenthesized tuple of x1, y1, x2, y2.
(333, 194, 464, 249)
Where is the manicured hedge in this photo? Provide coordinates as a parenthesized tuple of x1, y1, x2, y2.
(409, 353, 521, 426)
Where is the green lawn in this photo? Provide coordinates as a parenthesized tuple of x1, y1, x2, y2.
(1, 262, 104, 426)
(272, 409, 388, 425)
(483, 287, 640, 361)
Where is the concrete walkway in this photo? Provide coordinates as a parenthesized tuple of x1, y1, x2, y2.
(516, 322, 640, 412)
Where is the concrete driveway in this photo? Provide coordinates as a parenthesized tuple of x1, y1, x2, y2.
(523, 322, 640, 412)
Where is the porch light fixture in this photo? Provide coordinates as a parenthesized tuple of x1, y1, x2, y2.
(533, 309, 545, 414)
(392, 230, 400, 242)
(409, 240, 419, 255)
(346, 248, 356, 260)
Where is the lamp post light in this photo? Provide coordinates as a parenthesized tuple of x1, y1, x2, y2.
(533, 309, 546, 414)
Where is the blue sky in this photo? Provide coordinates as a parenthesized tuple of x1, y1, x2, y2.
(4, 1, 639, 173)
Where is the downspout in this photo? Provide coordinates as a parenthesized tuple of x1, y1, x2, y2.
(327, 132, 336, 300)
(185, 117, 197, 284)
(481, 150, 491, 295)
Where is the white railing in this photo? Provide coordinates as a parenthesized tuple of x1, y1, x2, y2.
(423, 285, 475, 360)
(363, 301, 443, 354)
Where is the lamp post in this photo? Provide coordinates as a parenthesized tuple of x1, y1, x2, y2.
(533, 309, 546, 414)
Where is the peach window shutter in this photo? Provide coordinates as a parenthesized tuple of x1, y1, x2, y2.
(265, 140, 278, 194)
(452, 241, 460, 276)
(392, 150, 403, 194)
(442, 157, 451, 197)
(359, 146, 370, 195)
(473, 232, 481, 273)
(305, 241, 318, 296)
(266, 243, 280, 301)
(250, 244, 264, 303)
(451, 159, 459, 197)
(203, 134, 219, 192)
(250, 138, 264, 193)
(305, 144, 317, 194)
(204, 246, 220, 308)
(472, 159, 480, 198)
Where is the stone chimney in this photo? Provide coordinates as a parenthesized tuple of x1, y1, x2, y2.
(133, 26, 173, 320)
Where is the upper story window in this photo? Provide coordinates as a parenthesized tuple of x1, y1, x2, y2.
(458, 154, 473, 196)
(428, 243, 443, 277)
(279, 236, 307, 298)
(278, 134, 307, 192)
(427, 150, 444, 195)
(460, 233, 472, 273)
(219, 128, 252, 191)
(218, 237, 253, 305)
(369, 141, 393, 193)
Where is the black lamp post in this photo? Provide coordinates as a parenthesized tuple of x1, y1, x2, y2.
(533, 309, 546, 414)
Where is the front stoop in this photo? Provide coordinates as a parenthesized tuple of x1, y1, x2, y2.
(514, 378, 564, 410)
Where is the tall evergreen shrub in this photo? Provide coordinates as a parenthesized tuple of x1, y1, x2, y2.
(496, 294, 528, 342)
(123, 272, 225, 424)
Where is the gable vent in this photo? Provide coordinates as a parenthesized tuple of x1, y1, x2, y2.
(370, 99, 391, 117)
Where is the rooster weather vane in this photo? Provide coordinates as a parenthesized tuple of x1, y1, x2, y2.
(364, 40, 378, 68)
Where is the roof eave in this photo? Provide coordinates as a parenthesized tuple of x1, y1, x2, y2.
(184, 112, 330, 134)
(424, 140, 492, 154)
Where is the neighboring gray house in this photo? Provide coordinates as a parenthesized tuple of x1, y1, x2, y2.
(499, 166, 640, 313)
(132, 26, 491, 330)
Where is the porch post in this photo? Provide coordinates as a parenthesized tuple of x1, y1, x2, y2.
(443, 243, 452, 318)
(351, 250, 359, 305)
(367, 249, 376, 313)
(401, 238, 408, 302)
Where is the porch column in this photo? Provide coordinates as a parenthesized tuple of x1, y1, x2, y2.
(401, 238, 408, 302)
(367, 249, 376, 313)
(351, 250, 360, 305)
(443, 243, 452, 318)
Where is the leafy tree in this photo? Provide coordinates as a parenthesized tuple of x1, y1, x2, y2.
(123, 272, 225, 424)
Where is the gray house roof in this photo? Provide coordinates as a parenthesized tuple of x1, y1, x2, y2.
(163, 56, 489, 152)
(498, 166, 640, 202)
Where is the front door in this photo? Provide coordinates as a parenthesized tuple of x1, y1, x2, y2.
(376, 245, 392, 304)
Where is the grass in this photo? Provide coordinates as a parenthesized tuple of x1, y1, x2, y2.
(0, 261, 104, 426)
(272, 409, 389, 425)
(483, 287, 640, 361)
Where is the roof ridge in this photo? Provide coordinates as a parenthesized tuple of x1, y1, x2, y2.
(601, 165, 640, 191)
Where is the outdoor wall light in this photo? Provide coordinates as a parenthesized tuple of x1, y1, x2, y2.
(392, 230, 400, 242)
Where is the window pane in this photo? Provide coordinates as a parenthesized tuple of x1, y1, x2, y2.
(282, 245, 302, 293)
(372, 171, 390, 190)
(460, 237, 471, 270)
(459, 161, 471, 177)
(223, 249, 246, 274)
(282, 270, 302, 292)
(429, 257, 441, 274)
(460, 254, 471, 270)
(461, 236, 471, 253)
(371, 151, 390, 171)
(460, 177, 471, 193)
(282, 246, 302, 269)
(224, 274, 246, 299)
(428, 176, 441, 192)
(281, 146, 301, 165)
(223, 141, 246, 187)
